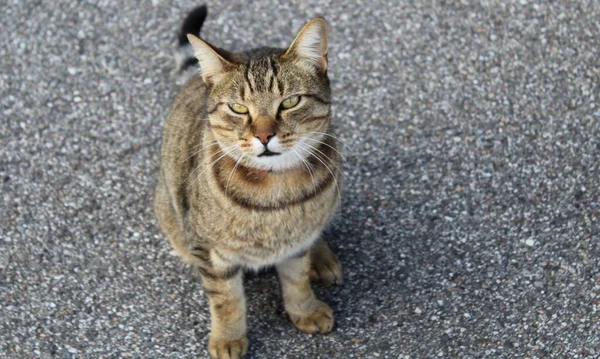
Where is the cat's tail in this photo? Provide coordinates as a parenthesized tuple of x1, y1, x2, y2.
(175, 5, 208, 72)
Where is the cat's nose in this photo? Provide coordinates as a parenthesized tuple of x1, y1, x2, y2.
(255, 131, 275, 145)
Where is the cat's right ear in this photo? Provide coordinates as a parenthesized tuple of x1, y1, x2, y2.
(187, 34, 232, 85)
(283, 18, 328, 74)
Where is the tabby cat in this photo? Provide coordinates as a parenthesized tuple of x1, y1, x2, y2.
(154, 6, 343, 358)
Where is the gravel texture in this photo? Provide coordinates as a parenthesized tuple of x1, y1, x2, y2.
(2, 0, 599, 358)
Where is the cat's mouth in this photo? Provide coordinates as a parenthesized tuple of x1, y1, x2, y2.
(258, 149, 281, 157)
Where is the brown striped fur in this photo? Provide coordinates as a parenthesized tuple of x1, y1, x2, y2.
(154, 17, 342, 359)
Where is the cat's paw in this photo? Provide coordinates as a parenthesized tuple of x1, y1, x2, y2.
(310, 243, 343, 287)
(290, 301, 334, 334)
(208, 336, 248, 359)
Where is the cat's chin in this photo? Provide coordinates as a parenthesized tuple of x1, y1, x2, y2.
(245, 150, 305, 172)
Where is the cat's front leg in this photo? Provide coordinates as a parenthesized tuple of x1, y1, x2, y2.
(276, 251, 334, 334)
(198, 261, 248, 359)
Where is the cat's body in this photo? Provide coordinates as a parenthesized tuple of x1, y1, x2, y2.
(155, 76, 340, 270)
(154, 6, 343, 359)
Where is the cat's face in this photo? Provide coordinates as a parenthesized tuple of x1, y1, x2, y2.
(205, 55, 331, 171)
(189, 19, 331, 171)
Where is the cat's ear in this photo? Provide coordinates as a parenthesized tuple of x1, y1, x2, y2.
(187, 34, 233, 85)
(283, 18, 328, 73)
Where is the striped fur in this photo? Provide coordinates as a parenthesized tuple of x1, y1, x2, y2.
(154, 11, 342, 359)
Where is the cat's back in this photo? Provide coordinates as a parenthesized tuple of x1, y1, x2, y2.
(164, 75, 206, 136)
(161, 74, 207, 168)
(157, 75, 207, 221)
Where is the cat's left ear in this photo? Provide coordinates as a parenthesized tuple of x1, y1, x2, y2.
(283, 18, 328, 73)
(187, 34, 233, 85)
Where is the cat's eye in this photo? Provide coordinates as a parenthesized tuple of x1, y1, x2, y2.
(281, 96, 301, 109)
(229, 103, 249, 114)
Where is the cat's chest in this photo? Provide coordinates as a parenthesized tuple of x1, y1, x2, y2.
(208, 203, 332, 268)
(230, 226, 321, 269)
(229, 205, 327, 246)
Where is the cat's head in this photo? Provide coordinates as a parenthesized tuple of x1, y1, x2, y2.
(188, 18, 331, 171)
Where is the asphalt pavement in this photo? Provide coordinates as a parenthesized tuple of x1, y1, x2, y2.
(1, 0, 599, 358)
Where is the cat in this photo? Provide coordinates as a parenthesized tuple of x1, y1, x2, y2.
(154, 5, 343, 358)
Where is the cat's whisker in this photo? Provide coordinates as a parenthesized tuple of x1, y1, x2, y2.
(296, 142, 342, 209)
(290, 148, 316, 187)
(301, 131, 355, 153)
(225, 154, 244, 195)
(191, 145, 238, 184)
(310, 131, 386, 156)
(179, 140, 219, 164)
(298, 142, 347, 179)
(303, 137, 348, 165)
(183, 149, 221, 184)
(184, 145, 237, 185)
(180, 114, 212, 122)
(188, 146, 238, 188)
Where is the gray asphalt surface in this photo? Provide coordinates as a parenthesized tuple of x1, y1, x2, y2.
(2, 0, 599, 358)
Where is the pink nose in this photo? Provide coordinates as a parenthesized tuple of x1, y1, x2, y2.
(255, 131, 275, 145)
